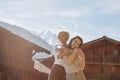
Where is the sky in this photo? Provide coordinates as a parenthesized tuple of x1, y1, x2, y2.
(0, 0, 120, 43)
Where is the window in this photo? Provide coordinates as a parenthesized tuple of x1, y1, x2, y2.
(113, 50, 118, 55)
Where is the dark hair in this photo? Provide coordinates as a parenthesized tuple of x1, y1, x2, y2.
(68, 36, 83, 49)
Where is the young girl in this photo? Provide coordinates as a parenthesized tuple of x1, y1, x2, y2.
(48, 31, 69, 80)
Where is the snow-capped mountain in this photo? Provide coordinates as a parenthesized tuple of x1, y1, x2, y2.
(0, 21, 53, 52)
(38, 30, 59, 47)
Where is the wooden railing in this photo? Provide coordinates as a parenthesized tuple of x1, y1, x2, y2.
(85, 55, 120, 65)
(85, 73, 108, 80)
(85, 73, 120, 80)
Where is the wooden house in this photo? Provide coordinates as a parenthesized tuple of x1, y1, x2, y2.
(82, 36, 120, 80)
(0, 21, 53, 80)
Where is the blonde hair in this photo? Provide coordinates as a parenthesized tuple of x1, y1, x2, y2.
(58, 31, 69, 42)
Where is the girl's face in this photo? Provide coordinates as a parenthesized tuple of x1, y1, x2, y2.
(71, 38, 81, 49)
(59, 34, 67, 43)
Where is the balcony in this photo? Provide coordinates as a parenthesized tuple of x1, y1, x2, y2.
(86, 55, 120, 65)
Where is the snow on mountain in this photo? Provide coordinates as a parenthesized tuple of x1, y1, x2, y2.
(38, 30, 59, 47)
(0, 21, 53, 52)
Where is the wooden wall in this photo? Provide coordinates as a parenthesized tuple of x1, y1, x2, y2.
(0, 27, 50, 80)
(82, 39, 120, 80)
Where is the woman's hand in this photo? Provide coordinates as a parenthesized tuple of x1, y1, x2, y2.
(73, 48, 81, 54)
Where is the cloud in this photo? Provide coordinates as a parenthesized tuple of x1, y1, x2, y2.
(0, 17, 20, 25)
(0, 0, 120, 42)
(42, 11, 82, 17)
(96, 0, 120, 14)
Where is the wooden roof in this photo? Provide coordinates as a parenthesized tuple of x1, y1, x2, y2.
(0, 21, 53, 52)
(83, 36, 120, 46)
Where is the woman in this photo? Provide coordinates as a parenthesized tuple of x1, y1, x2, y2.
(48, 31, 69, 80)
(63, 36, 86, 80)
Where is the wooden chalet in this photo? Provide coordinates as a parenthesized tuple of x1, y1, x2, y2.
(0, 22, 53, 80)
(82, 36, 120, 80)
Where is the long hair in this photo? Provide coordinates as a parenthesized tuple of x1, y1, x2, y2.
(68, 36, 83, 49)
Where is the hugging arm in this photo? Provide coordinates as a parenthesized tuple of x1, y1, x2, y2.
(56, 48, 69, 58)
(62, 48, 78, 64)
(78, 49, 85, 70)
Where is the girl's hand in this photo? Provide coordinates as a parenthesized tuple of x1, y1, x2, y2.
(73, 48, 80, 54)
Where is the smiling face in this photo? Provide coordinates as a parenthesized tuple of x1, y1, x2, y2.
(58, 31, 69, 45)
(71, 38, 81, 49)
(68, 36, 83, 49)
(59, 33, 67, 43)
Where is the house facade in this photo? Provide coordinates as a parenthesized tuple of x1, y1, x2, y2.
(82, 36, 120, 80)
(0, 23, 52, 80)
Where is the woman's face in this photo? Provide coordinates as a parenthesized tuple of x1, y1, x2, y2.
(71, 38, 81, 49)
